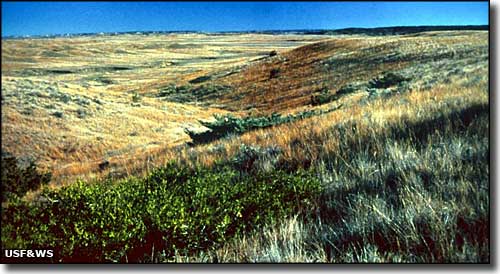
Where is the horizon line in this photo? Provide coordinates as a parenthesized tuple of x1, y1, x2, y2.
(1, 24, 489, 39)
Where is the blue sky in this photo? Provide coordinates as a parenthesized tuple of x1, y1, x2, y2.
(1, 1, 489, 36)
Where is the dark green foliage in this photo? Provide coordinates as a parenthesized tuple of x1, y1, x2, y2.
(83, 76, 115, 85)
(47, 69, 74, 75)
(310, 94, 334, 106)
(187, 115, 249, 144)
(336, 85, 357, 96)
(311, 89, 336, 106)
(76, 108, 87, 119)
(94, 77, 115, 85)
(336, 82, 368, 96)
(369, 72, 410, 89)
(131, 92, 141, 103)
(1, 163, 321, 262)
(186, 107, 340, 145)
(1, 153, 52, 202)
(157, 84, 192, 97)
(52, 111, 64, 118)
(189, 75, 212, 84)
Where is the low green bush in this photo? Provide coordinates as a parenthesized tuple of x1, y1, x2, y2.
(369, 72, 410, 89)
(191, 84, 232, 98)
(1, 153, 52, 202)
(186, 107, 340, 145)
(311, 93, 336, 106)
(131, 92, 141, 103)
(1, 162, 321, 262)
(189, 75, 212, 84)
(310, 87, 336, 106)
(157, 84, 192, 97)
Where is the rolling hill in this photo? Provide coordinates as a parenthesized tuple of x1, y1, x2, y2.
(1, 27, 489, 263)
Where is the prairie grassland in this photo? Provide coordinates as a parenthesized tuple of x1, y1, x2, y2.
(215, 31, 487, 114)
(164, 81, 489, 262)
(157, 81, 488, 171)
(2, 31, 487, 184)
(1, 30, 489, 263)
(1, 33, 326, 184)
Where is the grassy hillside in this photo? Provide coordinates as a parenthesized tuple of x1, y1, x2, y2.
(1, 30, 489, 263)
(169, 82, 488, 263)
(1, 33, 327, 184)
(210, 31, 486, 114)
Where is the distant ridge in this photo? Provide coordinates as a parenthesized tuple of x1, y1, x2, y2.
(2, 25, 488, 39)
(320, 25, 489, 36)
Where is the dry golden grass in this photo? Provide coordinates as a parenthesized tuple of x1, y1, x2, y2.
(160, 75, 489, 263)
(157, 80, 488, 171)
(1, 30, 489, 263)
(215, 31, 487, 114)
(1, 33, 326, 184)
(157, 76, 488, 263)
(1, 30, 487, 186)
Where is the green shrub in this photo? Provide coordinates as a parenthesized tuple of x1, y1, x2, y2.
(157, 84, 192, 97)
(131, 92, 141, 103)
(1, 153, 52, 202)
(1, 162, 321, 262)
(191, 84, 232, 98)
(52, 111, 64, 118)
(310, 87, 336, 106)
(311, 93, 335, 106)
(369, 72, 410, 89)
(311, 83, 370, 106)
(189, 75, 212, 84)
(95, 77, 115, 85)
(76, 108, 87, 119)
(186, 107, 341, 145)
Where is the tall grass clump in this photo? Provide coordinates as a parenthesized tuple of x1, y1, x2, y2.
(164, 83, 489, 263)
(188, 91, 489, 263)
(312, 106, 489, 263)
